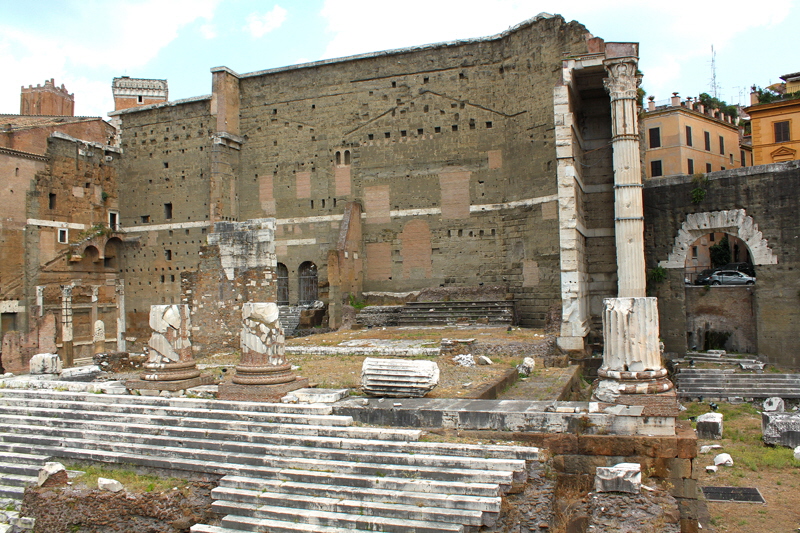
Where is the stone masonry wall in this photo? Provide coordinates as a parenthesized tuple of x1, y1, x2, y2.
(644, 162, 800, 368)
(114, 15, 594, 330)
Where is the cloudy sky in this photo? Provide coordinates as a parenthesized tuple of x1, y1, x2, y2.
(1, 0, 796, 118)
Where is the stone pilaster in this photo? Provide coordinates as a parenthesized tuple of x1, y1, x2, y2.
(60, 285, 73, 367)
(604, 52, 646, 298)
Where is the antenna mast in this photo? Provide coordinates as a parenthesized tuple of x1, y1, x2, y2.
(710, 45, 719, 98)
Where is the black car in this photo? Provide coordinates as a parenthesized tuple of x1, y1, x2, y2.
(694, 269, 716, 285)
(720, 262, 756, 277)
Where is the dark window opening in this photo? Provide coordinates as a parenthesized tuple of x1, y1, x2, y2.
(649, 127, 661, 148)
(704, 131, 711, 151)
(719, 135, 725, 155)
(686, 126, 693, 146)
(486, 121, 493, 128)
(775, 121, 790, 143)
(141, 215, 150, 223)
(706, 163, 712, 173)
(49, 193, 56, 210)
(650, 160, 663, 177)
(688, 159, 694, 174)
(164, 203, 173, 219)
(164, 249, 172, 261)
(344, 151, 350, 165)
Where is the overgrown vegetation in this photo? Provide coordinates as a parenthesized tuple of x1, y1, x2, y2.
(690, 174, 707, 204)
(709, 235, 731, 268)
(751, 85, 800, 104)
(64, 463, 190, 493)
(697, 92, 739, 119)
(648, 266, 667, 284)
(348, 293, 367, 310)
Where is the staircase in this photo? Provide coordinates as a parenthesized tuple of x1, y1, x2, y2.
(0, 388, 538, 532)
(399, 301, 515, 327)
(675, 368, 800, 400)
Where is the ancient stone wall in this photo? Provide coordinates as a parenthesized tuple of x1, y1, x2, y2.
(114, 97, 215, 338)
(0, 119, 115, 155)
(114, 15, 594, 330)
(644, 161, 800, 367)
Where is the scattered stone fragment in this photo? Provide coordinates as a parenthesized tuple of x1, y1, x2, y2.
(37, 462, 67, 487)
(696, 412, 723, 440)
(763, 397, 785, 412)
(516, 357, 536, 376)
(706, 465, 718, 473)
(714, 453, 733, 466)
(361, 358, 439, 398)
(740, 361, 765, 371)
(595, 463, 642, 494)
(281, 394, 298, 404)
(29, 353, 61, 375)
(452, 354, 475, 367)
(794, 446, 800, 461)
(761, 411, 800, 448)
(477, 355, 493, 365)
(706, 349, 726, 356)
(59, 365, 103, 382)
(699, 444, 723, 454)
(97, 477, 124, 492)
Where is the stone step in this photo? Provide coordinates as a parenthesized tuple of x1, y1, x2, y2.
(219, 506, 465, 533)
(403, 301, 512, 308)
(212, 486, 486, 526)
(0, 412, 533, 460)
(0, 421, 525, 475)
(0, 441, 503, 498)
(192, 520, 377, 533)
(0, 434, 517, 488)
(0, 396, 353, 427)
(0, 462, 42, 478)
(0, 474, 37, 489)
(0, 486, 25, 500)
(218, 475, 502, 513)
(0, 404, 419, 442)
(0, 388, 336, 415)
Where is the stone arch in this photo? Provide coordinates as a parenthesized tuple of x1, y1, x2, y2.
(659, 209, 778, 269)
(298, 261, 318, 304)
(276, 262, 289, 305)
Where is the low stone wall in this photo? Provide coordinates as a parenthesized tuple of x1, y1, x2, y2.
(354, 306, 403, 328)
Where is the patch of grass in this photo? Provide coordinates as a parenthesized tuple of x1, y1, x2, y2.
(64, 463, 189, 493)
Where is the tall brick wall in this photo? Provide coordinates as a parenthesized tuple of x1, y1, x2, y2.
(644, 162, 800, 368)
(112, 15, 620, 331)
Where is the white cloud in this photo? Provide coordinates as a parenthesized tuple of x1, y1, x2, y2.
(200, 23, 218, 40)
(244, 5, 288, 38)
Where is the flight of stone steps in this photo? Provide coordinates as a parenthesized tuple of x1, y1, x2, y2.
(675, 368, 800, 400)
(0, 388, 538, 532)
(398, 301, 515, 327)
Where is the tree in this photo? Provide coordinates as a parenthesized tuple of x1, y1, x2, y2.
(709, 236, 731, 268)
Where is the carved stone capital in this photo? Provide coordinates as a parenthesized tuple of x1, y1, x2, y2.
(603, 58, 641, 100)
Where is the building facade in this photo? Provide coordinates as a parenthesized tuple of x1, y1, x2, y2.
(108, 14, 639, 352)
(642, 94, 748, 179)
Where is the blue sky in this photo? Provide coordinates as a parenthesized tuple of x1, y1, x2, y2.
(1, 0, 797, 118)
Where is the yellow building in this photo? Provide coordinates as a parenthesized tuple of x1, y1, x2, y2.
(745, 73, 800, 165)
(641, 94, 749, 178)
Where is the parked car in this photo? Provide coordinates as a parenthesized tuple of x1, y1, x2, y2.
(694, 269, 716, 285)
(709, 270, 756, 285)
(720, 262, 756, 277)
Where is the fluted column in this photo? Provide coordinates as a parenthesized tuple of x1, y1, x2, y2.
(141, 304, 200, 382)
(604, 56, 646, 297)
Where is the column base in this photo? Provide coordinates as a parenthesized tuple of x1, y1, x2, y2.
(218, 376, 310, 402)
(140, 360, 201, 381)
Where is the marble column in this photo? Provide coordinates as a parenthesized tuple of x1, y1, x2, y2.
(603, 52, 646, 297)
(60, 285, 74, 367)
(595, 45, 672, 401)
(218, 303, 307, 401)
(126, 304, 213, 392)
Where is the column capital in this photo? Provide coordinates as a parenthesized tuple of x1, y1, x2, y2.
(603, 58, 641, 101)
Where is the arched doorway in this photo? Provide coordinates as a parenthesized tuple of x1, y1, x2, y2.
(684, 232, 752, 284)
(298, 261, 318, 305)
(276, 263, 289, 305)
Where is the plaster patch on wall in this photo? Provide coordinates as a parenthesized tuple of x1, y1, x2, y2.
(366, 242, 392, 281)
(259, 174, 275, 215)
(364, 185, 391, 224)
(522, 260, 540, 287)
(334, 165, 351, 197)
(439, 170, 471, 219)
(295, 171, 311, 199)
(541, 200, 558, 220)
(400, 219, 432, 280)
(488, 149, 503, 169)
(72, 186, 84, 198)
(660, 209, 778, 268)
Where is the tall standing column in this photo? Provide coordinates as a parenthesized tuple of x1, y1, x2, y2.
(60, 285, 73, 367)
(603, 50, 646, 297)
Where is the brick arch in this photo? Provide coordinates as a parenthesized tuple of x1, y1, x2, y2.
(659, 209, 778, 268)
